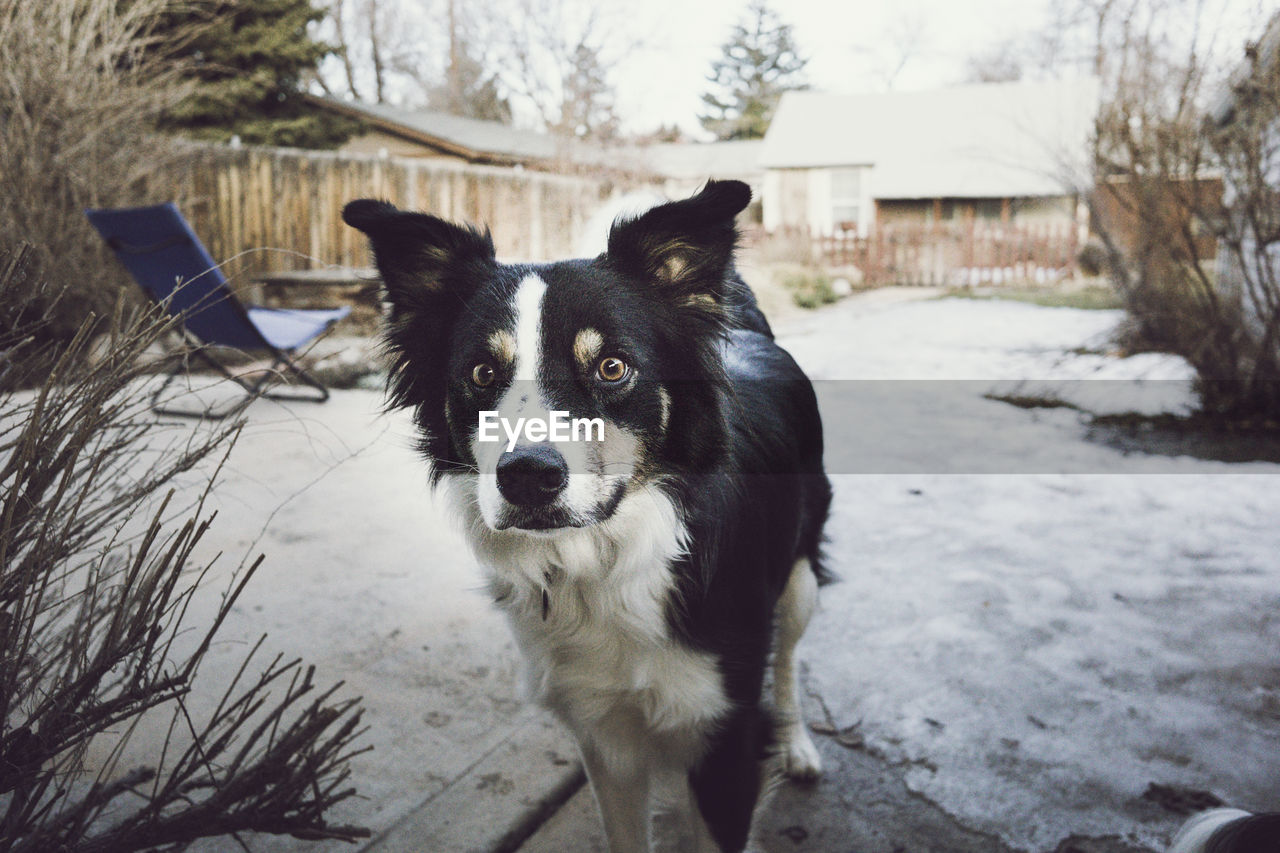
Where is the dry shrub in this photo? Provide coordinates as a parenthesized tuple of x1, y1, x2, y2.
(774, 265, 837, 309)
(0, 245, 370, 849)
(1076, 238, 1109, 277)
(1090, 13, 1280, 419)
(0, 0, 194, 346)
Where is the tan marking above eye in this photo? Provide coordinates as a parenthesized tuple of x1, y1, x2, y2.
(472, 363, 496, 387)
(574, 328, 604, 367)
(597, 356, 628, 382)
(488, 330, 516, 365)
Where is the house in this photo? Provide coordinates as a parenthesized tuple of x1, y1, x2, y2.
(1209, 10, 1280, 140)
(757, 78, 1100, 236)
(309, 96, 747, 192)
(307, 94, 560, 167)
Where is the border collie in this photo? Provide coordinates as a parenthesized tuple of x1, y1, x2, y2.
(343, 181, 833, 852)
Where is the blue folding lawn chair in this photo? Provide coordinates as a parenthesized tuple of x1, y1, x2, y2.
(86, 202, 351, 418)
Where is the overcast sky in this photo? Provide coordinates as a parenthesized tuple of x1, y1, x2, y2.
(603, 0, 1270, 137)
(316, 0, 1272, 138)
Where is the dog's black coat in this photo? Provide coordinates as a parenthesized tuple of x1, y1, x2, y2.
(1181, 813, 1280, 853)
(344, 181, 831, 852)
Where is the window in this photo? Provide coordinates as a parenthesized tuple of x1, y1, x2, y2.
(974, 198, 1004, 220)
(831, 168, 862, 232)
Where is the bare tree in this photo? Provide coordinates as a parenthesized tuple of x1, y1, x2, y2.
(1085, 2, 1280, 417)
(366, 0, 388, 102)
(0, 0, 192, 346)
(847, 7, 929, 91)
(963, 39, 1026, 83)
(426, 0, 512, 121)
(1204, 37, 1280, 412)
(318, 0, 365, 100)
(318, 0, 442, 104)
(487, 0, 630, 140)
(973, 0, 1280, 416)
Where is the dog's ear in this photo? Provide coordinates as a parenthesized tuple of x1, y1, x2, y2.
(605, 180, 750, 303)
(342, 199, 495, 309)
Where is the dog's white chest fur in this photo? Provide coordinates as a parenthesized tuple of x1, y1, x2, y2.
(447, 481, 728, 744)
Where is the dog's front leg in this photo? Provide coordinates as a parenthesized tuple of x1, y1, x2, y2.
(580, 740, 652, 853)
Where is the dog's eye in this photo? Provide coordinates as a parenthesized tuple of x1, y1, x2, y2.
(471, 363, 496, 388)
(596, 356, 628, 383)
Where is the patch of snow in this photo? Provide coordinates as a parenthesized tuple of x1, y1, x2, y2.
(776, 293, 1280, 850)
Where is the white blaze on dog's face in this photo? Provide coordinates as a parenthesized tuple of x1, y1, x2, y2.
(341, 180, 752, 534)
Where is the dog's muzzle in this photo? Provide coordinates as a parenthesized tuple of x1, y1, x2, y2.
(496, 445, 568, 507)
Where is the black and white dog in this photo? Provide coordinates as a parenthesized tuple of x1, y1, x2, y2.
(343, 181, 833, 852)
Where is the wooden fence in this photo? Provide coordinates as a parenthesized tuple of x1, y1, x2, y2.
(761, 222, 1081, 286)
(155, 143, 615, 284)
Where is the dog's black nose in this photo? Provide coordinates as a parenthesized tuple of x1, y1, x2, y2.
(496, 445, 568, 507)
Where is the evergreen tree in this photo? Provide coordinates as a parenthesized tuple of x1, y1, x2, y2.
(156, 0, 362, 148)
(554, 42, 619, 140)
(699, 1, 808, 140)
(633, 123, 692, 144)
(430, 48, 513, 122)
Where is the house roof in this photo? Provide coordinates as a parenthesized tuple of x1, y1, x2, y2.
(307, 95, 559, 165)
(307, 96, 771, 182)
(635, 141, 764, 180)
(759, 78, 1100, 199)
(558, 140, 765, 182)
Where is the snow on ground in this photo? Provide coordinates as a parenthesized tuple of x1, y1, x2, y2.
(779, 293, 1129, 380)
(777, 292, 1280, 850)
(781, 297, 1214, 475)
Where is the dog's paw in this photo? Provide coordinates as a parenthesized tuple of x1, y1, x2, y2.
(782, 727, 823, 781)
